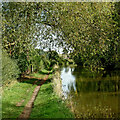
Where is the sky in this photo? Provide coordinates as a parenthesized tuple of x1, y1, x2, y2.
(34, 23, 65, 54)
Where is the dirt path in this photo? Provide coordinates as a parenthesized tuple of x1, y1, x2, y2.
(17, 75, 49, 120)
(16, 79, 38, 107)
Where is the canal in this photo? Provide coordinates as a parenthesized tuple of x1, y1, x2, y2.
(60, 66, 120, 118)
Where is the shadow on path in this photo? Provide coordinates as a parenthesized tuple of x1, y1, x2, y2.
(18, 75, 51, 85)
(17, 75, 49, 120)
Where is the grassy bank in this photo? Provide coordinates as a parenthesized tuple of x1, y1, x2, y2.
(2, 71, 74, 119)
(2, 81, 37, 118)
(30, 82, 74, 118)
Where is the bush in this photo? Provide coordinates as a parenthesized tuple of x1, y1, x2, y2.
(2, 50, 20, 85)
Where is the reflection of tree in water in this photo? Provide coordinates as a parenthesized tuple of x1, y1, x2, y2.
(61, 66, 120, 118)
(71, 66, 120, 93)
(76, 79, 120, 93)
(61, 66, 120, 99)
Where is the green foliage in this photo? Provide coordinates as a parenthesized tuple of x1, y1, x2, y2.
(57, 58, 64, 66)
(17, 52, 28, 73)
(2, 50, 20, 84)
(48, 50, 59, 61)
(2, 2, 119, 72)
(29, 49, 42, 72)
(47, 50, 63, 67)
(2, 3, 43, 74)
(42, 2, 120, 71)
(39, 60, 45, 71)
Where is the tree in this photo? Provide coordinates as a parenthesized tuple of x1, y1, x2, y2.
(2, 2, 43, 73)
(2, 2, 120, 72)
(42, 2, 120, 71)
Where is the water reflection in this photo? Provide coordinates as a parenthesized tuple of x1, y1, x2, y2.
(60, 66, 120, 118)
(61, 67, 76, 99)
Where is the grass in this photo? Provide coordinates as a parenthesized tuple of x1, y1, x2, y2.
(2, 71, 74, 119)
(30, 82, 74, 118)
(30, 72, 53, 80)
(2, 81, 37, 119)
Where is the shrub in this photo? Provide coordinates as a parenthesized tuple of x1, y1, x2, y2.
(2, 50, 20, 85)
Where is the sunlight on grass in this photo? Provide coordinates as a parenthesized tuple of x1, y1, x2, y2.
(30, 72, 53, 80)
(30, 82, 74, 118)
(2, 73, 74, 119)
(2, 82, 36, 118)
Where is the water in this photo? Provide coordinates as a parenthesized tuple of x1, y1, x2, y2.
(60, 66, 120, 118)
